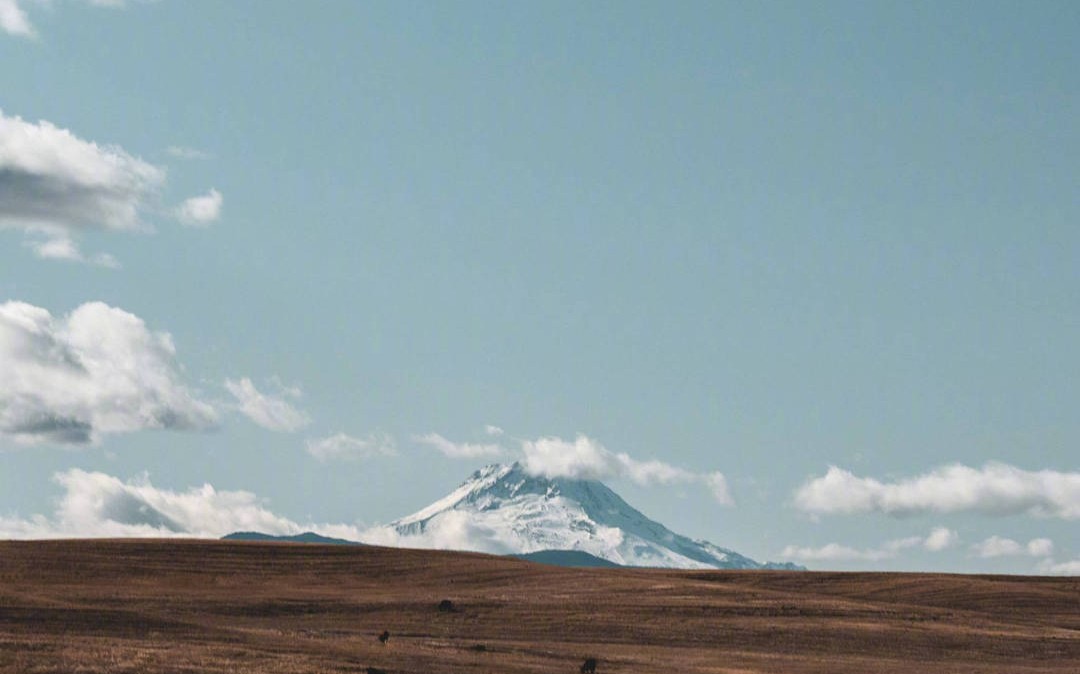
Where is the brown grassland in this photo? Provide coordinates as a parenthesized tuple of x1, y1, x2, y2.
(0, 539, 1077, 673)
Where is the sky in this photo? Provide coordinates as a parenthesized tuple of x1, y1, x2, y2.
(1, 1, 1078, 574)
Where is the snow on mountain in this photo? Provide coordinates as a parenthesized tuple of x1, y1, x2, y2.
(377, 462, 798, 570)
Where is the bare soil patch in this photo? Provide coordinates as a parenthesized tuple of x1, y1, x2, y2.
(0, 539, 1076, 673)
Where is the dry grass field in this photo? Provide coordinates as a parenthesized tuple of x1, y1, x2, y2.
(0, 539, 1077, 673)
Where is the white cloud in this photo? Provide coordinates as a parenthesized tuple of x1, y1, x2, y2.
(0, 300, 218, 445)
(25, 233, 119, 268)
(415, 432, 503, 459)
(176, 188, 222, 226)
(781, 543, 894, 562)
(705, 472, 734, 506)
(306, 432, 396, 462)
(224, 377, 310, 433)
(794, 463, 1080, 520)
(0, 469, 366, 540)
(971, 535, 1054, 559)
(923, 526, 960, 551)
(0, 0, 34, 37)
(519, 434, 734, 505)
(1037, 558, 1080, 576)
(521, 434, 695, 485)
(0, 110, 164, 232)
(484, 424, 504, 437)
(362, 510, 515, 556)
(1027, 537, 1055, 557)
(783, 527, 958, 563)
(2, 0, 136, 38)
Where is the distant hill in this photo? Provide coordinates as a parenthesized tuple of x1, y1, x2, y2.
(512, 549, 622, 568)
(222, 531, 362, 546)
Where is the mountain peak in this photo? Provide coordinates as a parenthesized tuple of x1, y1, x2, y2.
(390, 463, 798, 570)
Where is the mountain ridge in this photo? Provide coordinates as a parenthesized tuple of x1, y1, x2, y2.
(388, 462, 802, 570)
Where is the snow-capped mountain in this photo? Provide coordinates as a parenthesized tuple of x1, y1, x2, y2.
(388, 462, 799, 570)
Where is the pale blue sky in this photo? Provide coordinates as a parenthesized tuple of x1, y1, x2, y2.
(1, 1, 1077, 572)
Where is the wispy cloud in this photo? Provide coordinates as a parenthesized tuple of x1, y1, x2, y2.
(782, 527, 959, 562)
(306, 432, 396, 462)
(24, 233, 119, 268)
(970, 536, 1053, 559)
(224, 378, 311, 433)
(794, 463, 1080, 520)
(0, 300, 218, 445)
(166, 145, 211, 160)
(415, 432, 504, 459)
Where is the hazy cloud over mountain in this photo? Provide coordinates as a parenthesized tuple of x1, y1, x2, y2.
(520, 434, 734, 505)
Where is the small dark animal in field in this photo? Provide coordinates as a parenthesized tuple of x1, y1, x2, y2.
(366, 668, 387, 674)
(438, 599, 455, 612)
(581, 657, 598, 673)
(468, 644, 487, 652)
(378, 630, 390, 645)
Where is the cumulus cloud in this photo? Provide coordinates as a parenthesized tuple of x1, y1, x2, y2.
(923, 526, 960, 551)
(519, 434, 734, 505)
(306, 432, 396, 462)
(0, 300, 218, 445)
(782, 527, 958, 563)
(484, 424, 504, 437)
(224, 378, 311, 433)
(0, 110, 164, 231)
(415, 432, 503, 459)
(1, 110, 220, 264)
(971, 536, 1054, 559)
(0, 0, 33, 37)
(0, 469, 366, 540)
(794, 463, 1080, 520)
(176, 188, 222, 226)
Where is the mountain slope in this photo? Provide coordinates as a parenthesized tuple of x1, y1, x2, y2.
(389, 463, 800, 570)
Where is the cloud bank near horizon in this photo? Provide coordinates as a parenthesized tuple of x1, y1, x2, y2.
(795, 463, 1080, 520)
(0, 469, 366, 541)
(782, 526, 959, 562)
